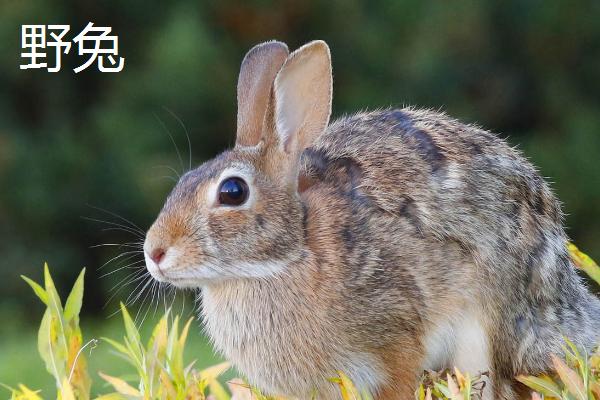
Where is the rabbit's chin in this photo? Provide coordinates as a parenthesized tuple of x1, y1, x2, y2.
(145, 256, 290, 288)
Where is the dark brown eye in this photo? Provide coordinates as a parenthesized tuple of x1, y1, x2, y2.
(218, 177, 249, 206)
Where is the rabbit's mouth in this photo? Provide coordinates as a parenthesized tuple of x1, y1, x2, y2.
(143, 245, 216, 287)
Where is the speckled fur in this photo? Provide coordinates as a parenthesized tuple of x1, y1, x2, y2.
(144, 41, 600, 400)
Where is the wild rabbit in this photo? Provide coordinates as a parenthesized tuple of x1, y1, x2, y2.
(143, 40, 600, 399)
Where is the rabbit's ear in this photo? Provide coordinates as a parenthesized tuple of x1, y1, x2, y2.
(273, 40, 332, 157)
(236, 41, 289, 147)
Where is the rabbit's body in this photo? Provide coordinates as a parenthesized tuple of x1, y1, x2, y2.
(200, 108, 600, 399)
(144, 41, 600, 400)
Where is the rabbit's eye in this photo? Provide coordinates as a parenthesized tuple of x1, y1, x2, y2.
(218, 177, 249, 206)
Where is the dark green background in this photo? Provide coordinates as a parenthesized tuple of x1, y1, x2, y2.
(1, 0, 599, 354)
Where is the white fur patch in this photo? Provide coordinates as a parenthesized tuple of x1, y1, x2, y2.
(334, 352, 386, 397)
(422, 312, 491, 399)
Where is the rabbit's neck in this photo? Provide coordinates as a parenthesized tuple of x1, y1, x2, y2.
(201, 267, 318, 350)
(200, 269, 334, 396)
(200, 258, 387, 398)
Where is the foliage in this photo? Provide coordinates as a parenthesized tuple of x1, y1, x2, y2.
(5, 265, 388, 400)
(20, 264, 91, 400)
(416, 369, 486, 400)
(5, 243, 600, 399)
(515, 244, 600, 400)
(99, 304, 231, 400)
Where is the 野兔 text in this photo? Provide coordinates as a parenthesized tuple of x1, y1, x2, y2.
(20, 22, 125, 73)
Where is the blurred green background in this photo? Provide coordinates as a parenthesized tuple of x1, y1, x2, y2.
(1, 0, 599, 395)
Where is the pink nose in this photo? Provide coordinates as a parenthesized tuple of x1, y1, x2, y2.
(150, 248, 166, 264)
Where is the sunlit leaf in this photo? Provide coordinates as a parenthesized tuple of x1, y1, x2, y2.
(425, 387, 432, 400)
(228, 379, 253, 400)
(44, 263, 64, 316)
(119, 303, 141, 349)
(102, 337, 131, 357)
(516, 374, 562, 398)
(200, 362, 231, 382)
(417, 383, 425, 400)
(94, 394, 127, 400)
(569, 243, 600, 285)
(208, 379, 231, 400)
(21, 276, 48, 305)
(446, 373, 462, 400)
(159, 370, 177, 399)
(64, 268, 85, 323)
(434, 382, 452, 398)
(552, 354, 586, 400)
(99, 372, 142, 397)
(66, 334, 92, 400)
(59, 378, 75, 400)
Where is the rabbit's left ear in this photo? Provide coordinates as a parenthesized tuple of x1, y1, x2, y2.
(273, 40, 332, 157)
(236, 41, 289, 147)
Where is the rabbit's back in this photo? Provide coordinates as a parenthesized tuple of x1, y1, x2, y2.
(300, 108, 600, 386)
(304, 107, 562, 279)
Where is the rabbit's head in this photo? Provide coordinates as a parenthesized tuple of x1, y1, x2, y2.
(144, 40, 332, 287)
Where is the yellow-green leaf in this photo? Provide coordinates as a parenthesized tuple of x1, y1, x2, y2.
(37, 309, 65, 380)
(199, 362, 231, 382)
(434, 382, 452, 398)
(101, 337, 131, 357)
(94, 394, 127, 400)
(64, 268, 85, 323)
(208, 379, 231, 400)
(552, 354, 586, 400)
(119, 303, 141, 346)
(58, 378, 75, 400)
(147, 313, 168, 357)
(44, 263, 64, 315)
(21, 276, 48, 305)
(99, 372, 142, 397)
(417, 383, 425, 400)
(569, 243, 600, 285)
(516, 374, 562, 398)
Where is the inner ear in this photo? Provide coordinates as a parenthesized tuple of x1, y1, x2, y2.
(273, 40, 332, 155)
(236, 41, 289, 147)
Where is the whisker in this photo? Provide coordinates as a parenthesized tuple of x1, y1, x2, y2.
(179, 289, 186, 317)
(152, 282, 163, 318)
(125, 274, 153, 306)
(100, 227, 147, 236)
(82, 216, 144, 238)
(107, 269, 146, 295)
(154, 113, 184, 177)
(86, 204, 146, 234)
(91, 243, 143, 249)
(103, 270, 147, 311)
(153, 175, 179, 184)
(133, 279, 155, 325)
(163, 106, 193, 171)
(151, 165, 181, 181)
(98, 250, 144, 271)
(137, 281, 158, 327)
(100, 259, 145, 278)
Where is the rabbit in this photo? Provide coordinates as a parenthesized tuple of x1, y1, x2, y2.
(143, 40, 600, 400)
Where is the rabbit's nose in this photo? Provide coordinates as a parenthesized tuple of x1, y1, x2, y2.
(150, 248, 166, 264)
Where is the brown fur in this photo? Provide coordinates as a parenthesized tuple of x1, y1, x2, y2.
(144, 41, 600, 399)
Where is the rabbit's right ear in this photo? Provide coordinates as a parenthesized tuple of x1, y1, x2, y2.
(236, 41, 289, 147)
(271, 40, 332, 160)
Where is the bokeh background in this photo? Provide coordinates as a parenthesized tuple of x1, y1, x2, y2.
(1, 0, 599, 394)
